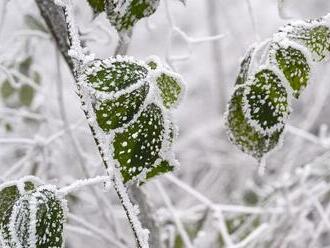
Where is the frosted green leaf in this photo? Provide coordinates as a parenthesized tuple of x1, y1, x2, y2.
(244, 69, 289, 134)
(235, 47, 255, 86)
(1, 188, 65, 248)
(95, 83, 149, 131)
(225, 87, 283, 159)
(274, 45, 310, 98)
(156, 73, 183, 109)
(0, 179, 37, 248)
(86, 60, 148, 93)
(105, 0, 160, 32)
(34, 189, 65, 248)
(113, 103, 165, 182)
(285, 24, 330, 62)
(87, 0, 105, 14)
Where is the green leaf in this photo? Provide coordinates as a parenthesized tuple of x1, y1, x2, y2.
(105, 0, 160, 32)
(274, 45, 310, 98)
(95, 83, 149, 131)
(86, 60, 148, 93)
(155, 72, 184, 109)
(87, 0, 105, 14)
(1, 188, 66, 248)
(225, 86, 283, 159)
(34, 189, 65, 248)
(235, 46, 255, 86)
(243, 69, 289, 134)
(0, 179, 38, 248)
(284, 23, 330, 62)
(113, 103, 165, 182)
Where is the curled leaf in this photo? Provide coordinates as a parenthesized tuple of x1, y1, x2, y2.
(225, 86, 283, 159)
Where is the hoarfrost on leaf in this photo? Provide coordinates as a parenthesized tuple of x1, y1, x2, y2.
(272, 43, 311, 98)
(225, 86, 284, 160)
(243, 69, 289, 135)
(95, 83, 149, 131)
(155, 72, 184, 109)
(282, 22, 330, 62)
(85, 58, 149, 93)
(105, 0, 160, 33)
(113, 103, 165, 182)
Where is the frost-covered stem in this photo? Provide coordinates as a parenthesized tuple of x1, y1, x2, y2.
(114, 31, 133, 55)
(155, 181, 194, 248)
(46, 1, 149, 246)
(128, 184, 161, 248)
(59, 176, 109, 195)
(55, 48, 90, 177)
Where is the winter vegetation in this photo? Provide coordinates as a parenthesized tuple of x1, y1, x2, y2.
(1, 0, 330, 247)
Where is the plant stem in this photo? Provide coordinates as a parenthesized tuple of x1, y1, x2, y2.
(35, 1, 150, 246)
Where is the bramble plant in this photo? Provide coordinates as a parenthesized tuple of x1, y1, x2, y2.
(2, 0, 330, 248)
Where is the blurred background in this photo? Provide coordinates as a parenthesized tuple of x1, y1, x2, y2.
(1, 0, 330, 247)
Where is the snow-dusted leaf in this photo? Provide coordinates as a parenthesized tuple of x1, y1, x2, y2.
(274, 45, 310, 98)
(0, 178, 39, 248)
(105, 0, 160, 33)
(95, 83, 149, 131)
(113, 103, 165, 182)
(1, 187, 66, 248)
(225, 86, 283, 159)
(243, 69, 289, 135)
(87, 0, 105, 14)
(235, 46, 255, 86)
(33, 189, 66, 247)
(283, 23, 330, 62)
(155, 72, 184, 109)
(86, 59, 148, 93)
